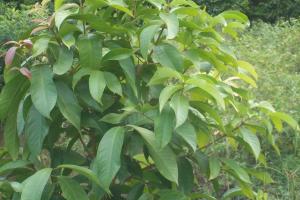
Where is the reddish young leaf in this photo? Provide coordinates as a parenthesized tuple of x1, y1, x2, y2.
(5, 47, 18, 66)
(22, 39, 33, 49)
(20, 67, 32, 79)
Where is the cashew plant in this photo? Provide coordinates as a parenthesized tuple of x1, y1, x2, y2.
(0, 0, 298, 199)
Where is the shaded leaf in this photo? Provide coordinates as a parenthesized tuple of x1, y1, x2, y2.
(175, 122, 197, 151)
(58, 176, 89, 200)
(53, 46, 73, 75)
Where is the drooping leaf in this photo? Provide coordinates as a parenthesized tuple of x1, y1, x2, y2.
(102, 48, 133, 62)
(178, 157, 194, 194)
(89, 70, 106, 103)
(159, 85, 182, 112)
(140, 25, 160, 59)
(56, 81, 82, 130)
(170, 93, 189, 128)
(175, 122, 197, 152)
(0, 160, 30, 175)
(154, 106, 176, 148)
(94, 127, 125, 191)
(209, 158, 221, 180)
(119, 58, 137, 97)
(5, 47, 17, 66)
(58, 176, 89, 200)
(160, 13, 179, 39)
(25, 105, 50, 156)
(129, 125, 178, 183)
(153, 43, 183, 72)
(30, 65, 57, 118)
(223, 159, 251, 184)
(148, 67, 183, 86)
(4, 113, 19, 160)
(104, 72, 122, 96)
(77, 34, 102, 69)
(54, 0, 64, 11)
(240, 128, 261, 160)
(21, 168, 52, 200)
(53, 46, 74, 75)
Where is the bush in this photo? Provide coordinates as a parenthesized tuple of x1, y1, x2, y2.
(232, 20, 300, 199)
(197, 0, 300, 22)
(0, 1, 297, 199)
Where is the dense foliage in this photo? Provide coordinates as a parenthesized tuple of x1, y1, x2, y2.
(196, 0, 300, 22)
(233, 20, 300, 199)
(0, 0, 298, 200)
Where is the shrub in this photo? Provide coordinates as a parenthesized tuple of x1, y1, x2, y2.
(0, 0, 297, 199)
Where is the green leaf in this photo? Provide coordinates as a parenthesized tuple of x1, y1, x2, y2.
(209, 158, 221, 180)
(269, 112, 298, 129)
(77, 34, 102, 69)
(178, 157, 194, 194)
(129, 125, 178, 183)
(108, 0, 133, 16)
(140, 25, 160, 59)
(102, 48, 133, 62)
(30, 65, 57, 118)
(58, 176, 89, 200)
(94, 127, 125, 191)
(72, 68, 91, 89)
(53, 46, 73, 75)
(56, 81, 82, 130)
(104, 72, 122, 96)
(159, 190, 187, 200)
(159, 85, 182, 112)
(153, 43, 183, 72)
(0, 160, 30, 175)
(57, 165, 101, 187)
(32, 37, 50, 57)
(160, 13, 179, 39)
(175, 122, 197, 152)
(154, 106, 176, 148)
(186, 78, 225, 110)
(221, 188, 243, 200)
(119, 58, 137, 97)
(55, 7, 78, 30)
(240, 128, 261, 160)
(89, 71, 106, 103)
(223, 159, 251, 184)
(54, 0, 64, 11)
(170, 93, 189, 128)
(21, 168, 52, 200)
(148, 67, 183, 86)
(138, 193, 153, 200)
(25, 106, 49, 156)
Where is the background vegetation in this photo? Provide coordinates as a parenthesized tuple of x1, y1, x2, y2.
(0, 0, 299, 199)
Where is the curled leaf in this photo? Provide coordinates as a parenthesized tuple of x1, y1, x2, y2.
(5, 47, 18, 66)
(22, 39, 33, 49)
(19, 68, 32, 79)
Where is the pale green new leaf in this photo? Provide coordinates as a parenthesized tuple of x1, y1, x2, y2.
(54, 0, 64, 11)
(170, 93, 189, 128)
(269, 112, 298, 129)
(53, 46, 73, 75)
(58, 177, 89, 200)
(89, 71, 106, 103)
(94, 127, 125, 191)
(21, 168, 52, 200)
(30, 65, 57, 118)
(129, 125, 178, 183)
(160, 13, 179, 39)
(140, 25, 160, 59)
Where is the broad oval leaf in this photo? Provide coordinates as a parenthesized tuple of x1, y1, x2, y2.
(129, 125, 178, 184)
(153, 43, 183, 72)
(25, 105, 50, 156)
(32, 37, 50, 57)
(154, 106, 176, 148)
(89, 70, 106, 103)
(140, 25, 160, 59)
(148, 67, 183, 86)
(209, 158, 221, 180)
(21, 168, 52, 200)
(53, 46, 74, 75)
(170, 93, 189, 128)
(58, 176, 89, 200)
(77, 34, 102, 69)
(56, 81, 82, 130)
(102, 48, 133, 62)
(104, 72, 122, 96)
(94, 127, 125, 191)
(240, 128, 261, 160)
(175, 122, 197, 152)
(30, 65, 57, 118)
(159, 85, 182, 112)
(160, 13, 179, 39)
